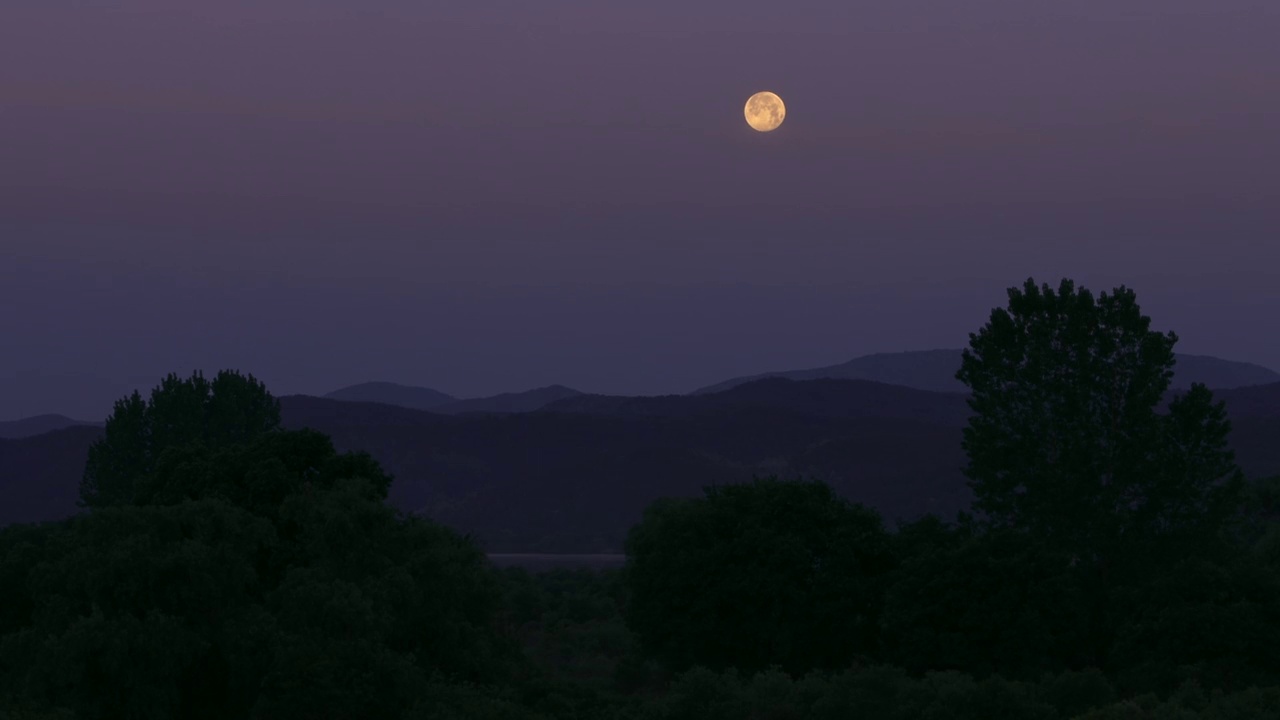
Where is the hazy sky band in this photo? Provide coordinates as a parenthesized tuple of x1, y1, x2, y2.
(1, 0, 1277, 418)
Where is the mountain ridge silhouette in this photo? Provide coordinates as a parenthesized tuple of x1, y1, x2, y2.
(323, 381, 457, 410)
(693, 349, 1280, 395)
(0, 414, 100, 440)
(434, 385, 583, 414)
(4, 377, 1278, 551)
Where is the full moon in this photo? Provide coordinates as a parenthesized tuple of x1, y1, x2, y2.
(744, 91, 785, 132)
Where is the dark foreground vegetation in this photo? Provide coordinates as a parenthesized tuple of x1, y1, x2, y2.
(3, 278, 1279, 719)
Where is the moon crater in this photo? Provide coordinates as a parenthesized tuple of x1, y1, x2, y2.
(744, 91, 785, 132)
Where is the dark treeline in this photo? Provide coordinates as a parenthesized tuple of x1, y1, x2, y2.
(2, 277, 1279, 719)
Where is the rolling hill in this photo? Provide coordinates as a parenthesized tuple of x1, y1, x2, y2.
(544, 377, 972, 426)
(1206, 382, 1280, 418)
(3, 379, 1277, 551)
(322, 382, 582, 415)
(0, 425, 100, 524)
(281, 393, 973, 552)
(694, 350, 1280, 395)
(0, 414, 99, 440)
(322, 382, 456, 411)
(433, 385, 583, 414)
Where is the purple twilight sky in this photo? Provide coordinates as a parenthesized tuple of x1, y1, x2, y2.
(2, 0, 1279, 420)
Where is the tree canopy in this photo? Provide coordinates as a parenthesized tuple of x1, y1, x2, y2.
(3, 370, 524, 719)
(623, 477, 894, 675)
(80, 370, 281, 508)
(956, 278, 1244, 565)
(4, 291, 1279, 720)
(880, 526, 1090, 680)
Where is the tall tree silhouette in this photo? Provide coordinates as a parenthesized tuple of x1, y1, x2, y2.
(956, 278, 1243, 565)
(80, 370, 281, 508)
(957, 279, 1245, 668)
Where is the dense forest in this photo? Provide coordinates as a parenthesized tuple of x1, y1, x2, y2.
(3, 278, 1279, 719)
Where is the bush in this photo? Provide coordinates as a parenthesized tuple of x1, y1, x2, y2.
(625, 478, 894, 675)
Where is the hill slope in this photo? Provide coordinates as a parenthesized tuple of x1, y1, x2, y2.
(0, 414, 99, 440)
(546, 377, 972, 426)
(0, 426, 100, 524)
(282, 394, 972, 552)
(695, 350, 1280, 395)
(434, 385, 583, 414)
(323, 382, 456, 411)
(4, 381, 1278, 550)
(1210, 382, 1280, 418)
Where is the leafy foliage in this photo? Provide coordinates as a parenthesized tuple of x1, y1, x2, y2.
(7, 270, 1280, 720)
(955, 279, 1250, 670)
(80, 370, 281, 508)
(881, 527, 1090, 679)
(3, 371, 522, 719)
(957, 278, 1244, 563)
(137, 428, 392, 518)
(1106, 554, 1280, 695)
(624, 477, 894, 675)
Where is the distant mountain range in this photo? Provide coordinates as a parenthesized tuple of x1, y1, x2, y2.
(1211, 382, 1280, 418)
(3, 377, 1278, 552)
(321, 351, 1279, 417)
(0, 414, 99, 440)
(545, 377, 972, 426)
(322, 382, 457, 411)
(0, 425, 101, 524)
(284, 386, 978, 552)
(322, 382, 583, 415)
(435, 385, 583, 414)
(693, 350, 1280, 395)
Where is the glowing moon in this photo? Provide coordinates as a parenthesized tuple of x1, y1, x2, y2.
(744, 91, 785, 132)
